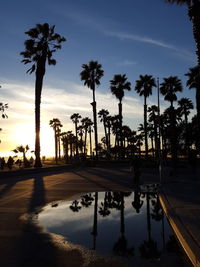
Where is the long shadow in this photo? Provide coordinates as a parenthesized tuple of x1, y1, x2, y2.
(0, 180, 17, 198)
(28, 174, 46, 213)
(84, 168, 133, 188)
(72, 171, 111, 191)
(16, 174, 58, 267)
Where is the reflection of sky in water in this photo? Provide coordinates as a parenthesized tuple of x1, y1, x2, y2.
(38, 191, 172, 260)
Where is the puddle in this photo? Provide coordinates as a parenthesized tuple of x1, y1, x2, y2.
(37, 186, 190, 266)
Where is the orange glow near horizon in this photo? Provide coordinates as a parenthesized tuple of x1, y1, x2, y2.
(0, 122, 55, 158)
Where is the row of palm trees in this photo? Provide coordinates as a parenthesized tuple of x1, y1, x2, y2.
(20, 0, 200, 167)
(49, 89, 196, 163)
(68, 190, 165, 259)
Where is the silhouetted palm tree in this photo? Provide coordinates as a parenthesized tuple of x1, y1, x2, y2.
(178, 97, 194, 153)
(185, 66, 200, 150)
(135, 75, 156, 157)
(70, 113, 82, 155)
(80, 61, 104, 159)
(81, 117, 93, 155)
(166, 0, 200, 66)
(110, 74, 131, 158)
(148, 105, 159, 157)
(13, 145, 30, 166)
(160, 76, 183, 163)
(160, 76, 183, 108)
(21, 23, 66, 167)
(49, 118, 62, 164)
(98, 109, 109, 153)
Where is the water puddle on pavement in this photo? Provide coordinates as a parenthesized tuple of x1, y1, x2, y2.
(37, 184, 190, 266)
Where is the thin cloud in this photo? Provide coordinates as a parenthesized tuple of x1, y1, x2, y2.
(105, 31, 195, 63)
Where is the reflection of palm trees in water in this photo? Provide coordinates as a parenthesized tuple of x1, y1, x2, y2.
(113, 192, 134, 257)
(132, 190, 144, 213)
(98, 192, 111, 217)
(91, 192, 98, 250)
(80, 193, 94, 208)
(139, 192, 161, 260)
(69, 200, 82, 212)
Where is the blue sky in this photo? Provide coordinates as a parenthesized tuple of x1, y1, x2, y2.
(0, 0, 197, 156)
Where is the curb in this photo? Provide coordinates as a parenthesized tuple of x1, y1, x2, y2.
(159, 190, 200, 267)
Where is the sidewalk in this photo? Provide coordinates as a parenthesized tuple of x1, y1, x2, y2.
(159, 167, 200, 267)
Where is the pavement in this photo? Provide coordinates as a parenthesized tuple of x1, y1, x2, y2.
(159, 166, 200, 267)
(0, 164, 199, 266)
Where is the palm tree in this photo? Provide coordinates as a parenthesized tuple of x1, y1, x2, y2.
(178, 98, 194, 125)
(80, 61, 104, 159)
(13, 145, 30, 166)
(98, 109, 109, 152)
(49, 118, 62, 164)
(148, 105, 159, 157)
(166, 0, 200, 66)
(160, 76, 183, 164)
(160, 76, 183, 108)
(70, 113, 82, 155)
(178, 97, 194, 153)
(185, 66, 200, 150)
(110, 74, 131, 158)
(21, 23, 66, 167)
(135, 75, 156, 158)
(81, 117, 93, 155)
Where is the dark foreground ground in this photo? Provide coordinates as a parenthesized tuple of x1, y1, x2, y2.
(0, 164, 199, 267)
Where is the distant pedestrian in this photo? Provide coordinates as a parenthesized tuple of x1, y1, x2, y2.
(0, 157, 5, 170)
(7, 156, 14, 170)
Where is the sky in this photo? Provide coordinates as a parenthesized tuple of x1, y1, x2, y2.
(0, 0, 197, 157)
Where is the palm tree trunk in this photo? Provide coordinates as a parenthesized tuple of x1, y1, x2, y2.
(55, 128, 58, 164)
(196, 88, 200, 152)
(34, 70, 43, 168)
(84, 130, 88, 155)
(92, 192, 98, 250)
(118, 101, 123, 158)
(89, 129, 92, 156)
(91, 85, 98, 159)
(188, 1, 200, 66)
(75, 122, 78, 155)
(144, 97, 148, 158)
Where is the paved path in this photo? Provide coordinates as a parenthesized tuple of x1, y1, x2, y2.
(0, 165, 199, 266)
(159, 167, 200, 267)
(0, 166, 136, 267)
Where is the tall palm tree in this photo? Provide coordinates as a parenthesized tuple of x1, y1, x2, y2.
(21, 23, 66, 167)
(185, 66, 200, 150)
(135, 75, 156, 158)
(160, 76, 183, 107)
(110, 74, 131, 157)
(160, 76, 183, 164)
(98, 109, 109, 152)
(80, 61, 104, 159)
(81, 117, 93, 155)
(148, 105, 159, 157)
(49, 118, 62, 164)
(166, 0, 200, 66)
(178, 97, 194, 125)
(178, 97, 194, 153)
(70, 113, 82, 155)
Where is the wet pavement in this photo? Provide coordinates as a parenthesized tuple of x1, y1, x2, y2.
(0, 165, 198, 266)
